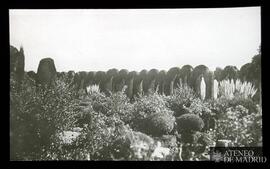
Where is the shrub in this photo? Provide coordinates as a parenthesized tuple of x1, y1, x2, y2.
(93, 124, 155, 160)
(131, 92, 174, 135)
(103, 89, 134, 123)
(10, 75, 78, 160)
(86, 88, 108, 114)
(180, 132, 213, 160)
(210, 96, 258, 118)
(166, 83, 197, 117)
(43, 110, 126, 160)
(145, 112, 176, 136)
(87, 86, 134, 123)
(133, 92, 169, 115)
(214, 105, 262, 146)
(111, 126, 155, 160)
(176, 114, 204, 134)
(187, 98, 211, 116)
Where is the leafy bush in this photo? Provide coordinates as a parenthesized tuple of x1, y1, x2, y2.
(42, 110, 125, 160)
(133, 92, 169, 116)
(83, 85, 108, 113)
(166, 84, 197, 117)
(86, 86, 134, 123)
(88, 123, 156, 160)
(214, 105, 262, 146)
(180, 132, 213, 160)
(110, 125, 155, 160)
(210, 96, 258, 118)
(187, 98, 211, 116)
(10, 74, 78, 160)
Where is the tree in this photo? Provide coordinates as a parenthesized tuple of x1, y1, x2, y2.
(221, 65, 238, 81)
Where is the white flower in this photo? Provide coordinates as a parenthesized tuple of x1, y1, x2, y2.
(151, 141, 170, 159)
(86, 84, 100, 94)
(58, 131, 81, 145)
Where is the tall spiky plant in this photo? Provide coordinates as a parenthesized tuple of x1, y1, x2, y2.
(218, 79, 257, 99)
(86, 84, 100, 95)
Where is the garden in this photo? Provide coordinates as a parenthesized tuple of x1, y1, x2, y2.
(10, 45, 262, 161)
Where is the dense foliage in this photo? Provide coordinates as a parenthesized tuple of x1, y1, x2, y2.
(10, 70, 262, 161)
(10, 74, 78, 160)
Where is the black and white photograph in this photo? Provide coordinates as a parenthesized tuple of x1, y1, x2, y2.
(9, 7, 262, 161)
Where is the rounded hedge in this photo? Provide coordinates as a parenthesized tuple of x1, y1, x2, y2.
(176, 113, 204, 133)
(145, 112, 176, 137)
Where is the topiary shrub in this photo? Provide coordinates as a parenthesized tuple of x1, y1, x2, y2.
(222, 65, 239, 81)
(147, 69, 159, 93)
(36, 58, 57, 87)
(145, 112, 176, 137)
(106, 68, 119, 92)
(176, 113, 204, 147)
(176, 113, 204, 134)
(10, 45, 25, 85)
(131, 92, 174, 136)
(164, 67, 181, 95)
(94, 71, 106, 92)
(179, 65, 193, 86)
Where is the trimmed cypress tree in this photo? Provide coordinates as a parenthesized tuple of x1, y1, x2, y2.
(205, 71, 214, 100)
(157, 70, 167, 95)
(165, 67, 181, 95)
(180, 65, 193, 87)
(139, 69, 149, 94)
(36, 58, 57, 87)
(107, 68, 119, 92)
(95, 71, 106, 92)
(192, 65, 209, 95)
(115, 69, 129, 91)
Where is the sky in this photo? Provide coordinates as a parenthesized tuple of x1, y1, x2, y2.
(9, 7, 261, 72)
